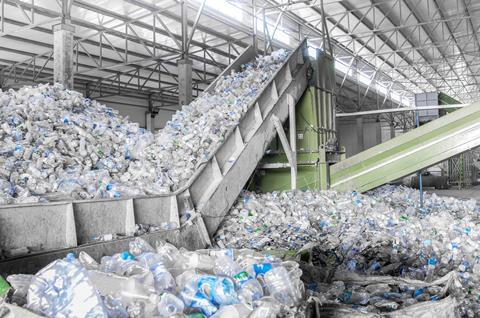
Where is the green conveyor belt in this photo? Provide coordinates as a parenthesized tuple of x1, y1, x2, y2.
(330, 101, 480, 192)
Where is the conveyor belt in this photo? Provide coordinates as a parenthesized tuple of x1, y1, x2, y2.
(331, 101, 480, 192)
(0, 40, 309, 274)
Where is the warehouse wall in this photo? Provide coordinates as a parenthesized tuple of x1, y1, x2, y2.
(86, 95, 179, 130)
(338, 117, 402, 157)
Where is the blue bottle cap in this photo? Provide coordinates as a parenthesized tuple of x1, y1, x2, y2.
(120, 251, 131, 260)
(65, 252, 76, 262)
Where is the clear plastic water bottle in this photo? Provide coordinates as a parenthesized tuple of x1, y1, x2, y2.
(129, 237, 155, 256)
(156, 242, 181, 268)
(118, 251, 147, 276)
(136, 252, 166, 268)
(157, 293, 184, 317)
(197, 275, 238, 306)
(88, 270, 158, 315)
(181, 251, 216, 272)
(103, 295, 128, 318)
(214, 255, 263, 303)
(151, 263, 176, 293)
(180, 280, 218, 317)
(78, 251, 100, 270)
(263, 266, 300, 306)
(100, 253, 124, 273)
(27, 260, 108, 317)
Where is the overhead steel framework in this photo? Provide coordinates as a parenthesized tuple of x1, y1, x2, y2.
(0, 0, 478, 113)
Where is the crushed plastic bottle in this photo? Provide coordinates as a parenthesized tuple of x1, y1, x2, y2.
(26, 259, 108, 317)
(157, 293, 184, 317)
(264, 266, 303, 306)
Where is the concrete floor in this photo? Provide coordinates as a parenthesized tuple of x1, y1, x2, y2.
(428, 184, 480, 201)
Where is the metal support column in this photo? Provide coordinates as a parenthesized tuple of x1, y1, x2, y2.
(178, 0, 192, 106)
(375, 117, 382, 145)
(53, 0, 74, 89)
(288, 95, 297, 190)
(389, 121, 396, 139)
(271, 115, 297, 190)
(414, 110, 424, 208)
(146, 95, 156, 132)
(252, 0, 257, 54)
(178, 59, 192, 105)
(53, 23, 75, 89)
(356, 116, 364, 153)
(85, 83, 91, 98)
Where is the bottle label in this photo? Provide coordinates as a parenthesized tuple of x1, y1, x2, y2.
(253, 263, 272, 277)
(233, 271, 249, 285)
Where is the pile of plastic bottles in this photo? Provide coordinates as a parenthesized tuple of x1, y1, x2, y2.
(4, 237, 305, 317)
(0, 49, 289, 204)
(215, 185, 480, 316)
(0, 84, 154, 204)
(131, 49, 288, 192)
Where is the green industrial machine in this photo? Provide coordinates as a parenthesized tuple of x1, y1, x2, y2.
(251, 49, 345, 192)
(251, 50, 480, 194)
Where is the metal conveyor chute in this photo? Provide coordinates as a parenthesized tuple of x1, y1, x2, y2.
(0, 41, 309, 275)
(330, 101, 480, 192)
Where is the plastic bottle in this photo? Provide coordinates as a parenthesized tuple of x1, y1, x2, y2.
(156, 242, 181, 268)
(100, 253, 124, 273)
(129, 237, 155, 256)
(339, 290, 370, 305)
(27, 260, 108, 317)
(88, 270, 159, 315)
(136, 252, 166, 268)
(100, 251, 147, 276)
(180, 280, 218, 317)
(78, 251, 100, 270)
(249, 297, 282, 318)
(157, 293, 184, 317)
(151, 263, 176, 293)
(103, 295, 129, 318)
(6, 274, 32, 306)
(197, 275, 238, 306)
(180, 251, 215, 272)
(176, 271, 217, 317)
(263, 266, 301, 306)
(119, 251, 149, 276)
(214, 255, 263, 303)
